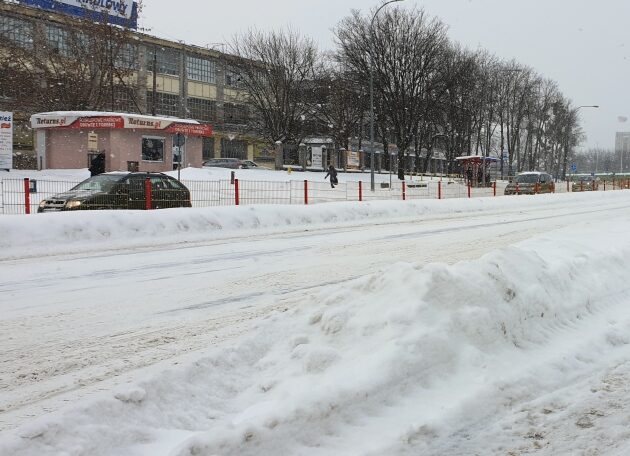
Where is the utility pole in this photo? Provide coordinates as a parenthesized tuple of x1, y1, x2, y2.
(151, 45, 157, 116)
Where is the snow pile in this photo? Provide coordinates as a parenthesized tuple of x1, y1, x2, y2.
(3, 217, 630, 455)
(1, 190, 627, 260)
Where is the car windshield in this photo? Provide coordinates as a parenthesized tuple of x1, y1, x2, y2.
(71, 175, 124, 193)
(515, 174, 539, 184)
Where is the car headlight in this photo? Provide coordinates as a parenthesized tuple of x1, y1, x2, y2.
(64, 200, 82, 209)
(39, 200, 47, 208)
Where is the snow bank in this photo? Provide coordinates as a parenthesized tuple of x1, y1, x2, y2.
(3, 211, 630, 455)
(1, 190, 628, 260)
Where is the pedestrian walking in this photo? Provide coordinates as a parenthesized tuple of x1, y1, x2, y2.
(325, 164, 338, 188)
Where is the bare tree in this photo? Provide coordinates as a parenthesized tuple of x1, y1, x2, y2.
(228, 28, 318, 145)
(310, 57, 368, 150)
(336, 6, 449, 180)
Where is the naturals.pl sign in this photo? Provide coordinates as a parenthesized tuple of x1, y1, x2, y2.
(19, 0, 138, 28)
(0, 112, 13, 170)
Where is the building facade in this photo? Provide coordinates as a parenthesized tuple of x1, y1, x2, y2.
(0, 1, 268, 169)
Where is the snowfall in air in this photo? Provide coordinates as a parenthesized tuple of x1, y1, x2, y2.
(1, 171, 630, 455)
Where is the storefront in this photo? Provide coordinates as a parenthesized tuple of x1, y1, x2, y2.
(31, 111, 213, 172)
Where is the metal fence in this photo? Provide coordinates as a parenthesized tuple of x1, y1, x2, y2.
(2, 175, 618, 215)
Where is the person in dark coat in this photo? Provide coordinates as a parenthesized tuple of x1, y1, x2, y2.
(325, 164, 338, 188)
(466, 167, 473, 185)
(89, 153, 105, 176)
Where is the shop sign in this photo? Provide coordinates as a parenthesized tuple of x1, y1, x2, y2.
(19, 0, 138, 29)
(0, 112, 13, 170)
(166, 123, 213, 137)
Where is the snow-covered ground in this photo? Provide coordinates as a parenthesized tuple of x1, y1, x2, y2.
(1, 186, 630, 455)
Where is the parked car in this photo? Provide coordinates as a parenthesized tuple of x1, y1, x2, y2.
(504, 171, 555, 195)
(572, 175, 599, 192)
(241, 160, 261, 169)
(202, 158, 245, 169)
(37, 172, 191, 212)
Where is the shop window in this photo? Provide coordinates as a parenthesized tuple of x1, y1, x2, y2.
(221, 138, 247, 159)
(142, 137, 165, 162)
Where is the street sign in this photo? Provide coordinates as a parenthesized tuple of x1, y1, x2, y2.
(571, 164, 577, 172)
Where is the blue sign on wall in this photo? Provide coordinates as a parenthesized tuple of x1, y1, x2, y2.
(19, 0, 138, 29)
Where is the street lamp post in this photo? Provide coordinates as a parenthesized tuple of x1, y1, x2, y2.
(370, 0, 405, 191)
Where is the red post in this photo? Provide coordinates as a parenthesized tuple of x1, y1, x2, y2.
(515, 183, 519, 195)
(145, 177, 152, 210)
(234, 178, 240, 205)
(534, 182, 539, 194)
(402, 181, 406, 200)
(604, 180, 606, 191)
(359, 181, 363, 202)
(304, 179, 308, 205)
(467, 183, 471, 198)
(551, 181, 555, 193)
(23, 178, 31, 214)
(438, 181, 442, 200)
(493, 181, 497, 196)
(592, 179, 596, 191)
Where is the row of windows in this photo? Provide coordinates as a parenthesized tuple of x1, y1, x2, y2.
(0, 14, 33, 49)
(0, 14, 238, 85)
(147, 92, 248, 124)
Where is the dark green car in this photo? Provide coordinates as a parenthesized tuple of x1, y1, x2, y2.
(37, 172, 192, 212)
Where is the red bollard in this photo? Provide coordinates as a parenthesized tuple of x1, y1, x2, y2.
(145, 177, 152, 210)
(467, 183, 471, 198)
(234, 178, 240, 205)
(304, 179, 308, 205)
(23, 178, 31, 214)
(438, 181, 442, 200)
(515, 183, 519, 195)
(604, 180, 606, 191)
(534, 182, 539, 194)
(359, 181, 363, 202)
(402, 181, 406, 201)
(493, 181, 497, 196)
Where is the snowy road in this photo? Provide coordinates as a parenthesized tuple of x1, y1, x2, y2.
(1, 193, 628, 437)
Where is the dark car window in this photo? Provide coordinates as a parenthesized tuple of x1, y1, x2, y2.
(515, 174, 539, 184)
(165, 177, 186, 189)
(71, 174, 124, 193)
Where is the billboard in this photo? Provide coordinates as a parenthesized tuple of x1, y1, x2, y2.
(19, 0, 138, 29)
(0, 112, 13, 170)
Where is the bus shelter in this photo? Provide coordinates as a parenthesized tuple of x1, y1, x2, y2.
(455, 155, 500, 187)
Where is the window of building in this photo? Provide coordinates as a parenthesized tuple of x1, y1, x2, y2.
(115, 42, 138, 70)
(0, 14, 33, 49)
(146, 91, 180, 117)
(141, 137, 165, 162)
(46, 24, 71, 57)
(187, 56, 216, 84)
(225, 69, 242, 88)
(187, 97, 216, 122)
(223, 103, 249, 124)
(202, 137, 215, 160)
(113, 86, 139, 113)
(221, 138, 247, 159)
(147, 47, 180, 76)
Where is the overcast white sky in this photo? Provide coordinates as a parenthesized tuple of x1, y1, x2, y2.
(142, 0, 629, 151)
